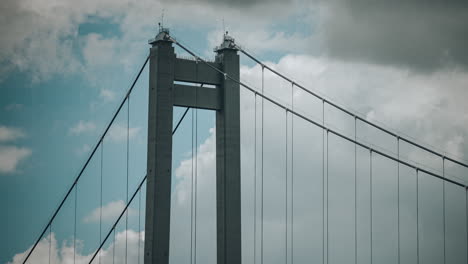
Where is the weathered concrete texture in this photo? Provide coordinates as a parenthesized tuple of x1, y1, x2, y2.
(145, 32, 242, 264)
(145, 35, 175, 264)
(215, 46, 242, 264)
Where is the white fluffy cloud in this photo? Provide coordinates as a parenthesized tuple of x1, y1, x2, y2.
(99, 89, 117, 102)
(0, 125, 31, 174)
(0, 145, 32, 173)
(0, 126, 26, 142)
(84, 200, 135, 223)
(107, 123, 141, 143)
(7, 230, 144, 264)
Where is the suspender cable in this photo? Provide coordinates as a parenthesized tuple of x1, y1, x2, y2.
(322, 100, 325, 264)
(285, 109, 288, 264)
(194, 107, 199, 264)
(74, 184, 77, 264)
(261, 66, 265, 264)
(416, 169, 420, 264)
(354, 116, 357, 264)
(442, 157, 446, 264)
(138, 186, 141, 264)
(254, 93, 257, 264)
(100, 141, 103, 264)
(48, 223, 51, 264)
(125, 95, 130, 264)
(370, 150, 373, 264)
(191, 108, 195, 264)
(326, 129, 329, 264)
(397, 138, 400, 264)
(112, 228, 116, 264)
(291, 83, 294, 264)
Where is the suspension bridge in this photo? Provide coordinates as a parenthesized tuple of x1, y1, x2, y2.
(18, 28, 468, 264)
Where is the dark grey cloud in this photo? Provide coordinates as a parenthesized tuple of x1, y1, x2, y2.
(320, 0, 468, 71)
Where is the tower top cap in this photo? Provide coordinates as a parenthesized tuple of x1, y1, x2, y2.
(148, 26, 171, 45)
(214, 32, 238, 52)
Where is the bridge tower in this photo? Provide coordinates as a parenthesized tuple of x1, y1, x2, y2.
(144, 29, 242, 264)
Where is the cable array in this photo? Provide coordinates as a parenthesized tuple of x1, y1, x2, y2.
(88, 104, 191, 263)
(171, 36, 468, 190)
(22, 55, 149, 264)
(237, 47, 468, 171)
(170, 34, 468, 263)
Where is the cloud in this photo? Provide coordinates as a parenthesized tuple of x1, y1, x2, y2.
(0, 126, 26, 142)
(107, 123, 141, 143)
(7, 230, 144, 264)
(69, 120, 97, 135)
(318, 0, 468, 71)
(0, 145, 32, 173)
(99, 88, 117, 102)
(84, 200, 135, 223)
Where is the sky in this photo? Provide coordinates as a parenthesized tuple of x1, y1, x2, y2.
(1, 0, 468, 263)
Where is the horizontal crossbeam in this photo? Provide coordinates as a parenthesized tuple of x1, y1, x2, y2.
(174, 58, 222, 85)
(173, 84, 220, 110)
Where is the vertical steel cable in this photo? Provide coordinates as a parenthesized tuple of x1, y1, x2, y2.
(100, 141, 103, 264)
(397, 138, 400, 264)
(190, 108, 194, 264)
(442, 157, 446, 264)
(416, 169, 419, 264)
(194, 107, 199, 264)
(125, 95, 130, 264)
(466, 188, 468, 264)
(74, 184, 77, 264)
(261, 66, 265, 264)
(285, 109, 288, 264)
(291, 83, 294, 264)
(254, 93, 257, 264)
(322, 100, 325, 264)
(138, 188, 141, 264)
(354, 116, 357, 264)
(113, 229, 116, 264)
(48, 224, 51, 264)
(370, 150, 373, 264)
(326, 128, 329, 264)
